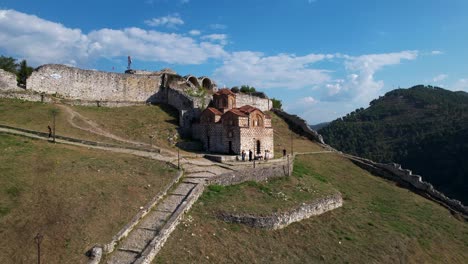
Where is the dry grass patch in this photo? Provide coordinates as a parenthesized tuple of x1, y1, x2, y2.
(268, 111, 325, 155)
(0, 133, 177, 263)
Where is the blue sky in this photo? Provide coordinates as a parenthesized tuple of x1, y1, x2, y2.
(1, 0, 467, 124)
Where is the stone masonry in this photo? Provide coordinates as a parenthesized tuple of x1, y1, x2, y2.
(0, 69, 19, 91)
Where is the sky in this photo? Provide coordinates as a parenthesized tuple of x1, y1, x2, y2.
(1, 0, 467, 124)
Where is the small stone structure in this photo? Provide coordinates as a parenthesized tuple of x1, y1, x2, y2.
(216, 193, 343, 229)
(193, 89, 274, 156)
(0, 69, 19, 91)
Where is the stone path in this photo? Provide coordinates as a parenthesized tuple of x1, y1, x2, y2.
(104, 160, 231, 264)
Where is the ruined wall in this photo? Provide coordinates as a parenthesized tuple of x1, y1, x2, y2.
(272, 109, 324, 144)
(27, 64, 161, 102)
(236, 93, 272, 111)
(0, 69, 19, 91)
(347, 155, 468, 217)
(216, 193, 343, 229)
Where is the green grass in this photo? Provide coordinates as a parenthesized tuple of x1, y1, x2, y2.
(0, 133, 177, 263)
(0, 98, 181, 150)
(198, 164, 338, 215)
(155, 153, 468, 263)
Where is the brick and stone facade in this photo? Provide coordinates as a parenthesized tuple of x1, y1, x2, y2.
(193, 89, 274, 157)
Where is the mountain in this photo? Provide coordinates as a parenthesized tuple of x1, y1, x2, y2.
(319, 85, 468, 204)
(310, 121, 330, 131)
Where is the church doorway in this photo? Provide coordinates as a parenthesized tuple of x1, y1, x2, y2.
(256, 140, 261, 154)
(228, 141, 234, 154)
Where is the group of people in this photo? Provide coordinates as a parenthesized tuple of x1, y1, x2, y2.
(240, 149, 272, 161)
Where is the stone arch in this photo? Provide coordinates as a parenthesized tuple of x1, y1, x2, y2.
(186, 75, 200, 87)
(201, 77, 213, 90)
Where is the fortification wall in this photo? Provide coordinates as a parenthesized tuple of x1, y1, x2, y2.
(347, 155, 468, 217)
(236, 93, 272, 111)
(272, 109, 324, 144)
(27, 64, 161, 102)
(0, 69, 20, 91)
(216, 193, 343, 229)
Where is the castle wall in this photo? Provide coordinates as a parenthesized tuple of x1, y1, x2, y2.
(0, 69, 20, 91)
(235, 93, 272, 111)
(27, 64, 161, 102)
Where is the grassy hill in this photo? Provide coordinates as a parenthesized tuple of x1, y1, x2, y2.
(319, 85, 468, 204)
(0, 133, 177, 263)
(0, 97, 467, 263)
(155, 152, 468, 263)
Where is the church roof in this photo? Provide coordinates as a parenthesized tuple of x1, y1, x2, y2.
(226, 108, 248, 117)
(205, 107, 223, 116)
(238, 105, 263, 115)
(214, 88, 235, 96)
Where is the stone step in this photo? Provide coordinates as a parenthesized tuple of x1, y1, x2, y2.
(138, 211, 172, 231)
(171, 182, 196, 196)
(154, 194, 185, 214)
(118, 228, 157, 253)
(106, 249, 139, 264)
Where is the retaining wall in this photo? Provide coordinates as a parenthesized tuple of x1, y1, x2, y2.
(208, 159, 294, 186)
(272, 109, 324, 144)
(347, 155, 468, 217)
(216, 193, 343, 229)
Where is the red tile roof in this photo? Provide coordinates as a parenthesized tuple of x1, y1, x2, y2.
(205, 107, 222, 116)
(238, 105, 263, 114)
(226, 108, 248, 117)
(215, 88, 235, 96)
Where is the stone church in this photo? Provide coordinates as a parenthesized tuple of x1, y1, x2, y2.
(193, 89, 274, 157)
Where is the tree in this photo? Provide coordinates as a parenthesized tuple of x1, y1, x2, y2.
(240, 85, 256, 93)
(271, 98, 282, 109)
(0, 55, 18, 74)
(17, 60, 34, 87)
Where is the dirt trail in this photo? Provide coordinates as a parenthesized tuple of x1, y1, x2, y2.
(57, 104, 150, 147)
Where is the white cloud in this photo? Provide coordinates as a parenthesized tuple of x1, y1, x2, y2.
(300, 96, 318, 104)
(213, 52, 333, 89)
(144, 14, 184, 28)
(0, 9, 227, 66)
(326, 50, 419, 103)
(189, 30, 201, 36)
(453, 79, 468, 92)
(431, 50, 444, 55)
(201, 34, 228, 45)
(210, 24, 227, 30)
(432, 74, 448, 82)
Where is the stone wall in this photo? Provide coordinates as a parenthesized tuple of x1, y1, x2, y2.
(272, 109, 324, 144)
(216, 193, 343, 229)
(27, 64, 161, 102)
(208, 160, 293, 186)
(347, 155, 468, 217)
(235, 93, 272, 111)
(0, 69, 19, 91)
(240, 127, 274, 157)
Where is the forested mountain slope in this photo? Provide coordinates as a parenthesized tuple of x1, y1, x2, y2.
(319, 85, 468, 204)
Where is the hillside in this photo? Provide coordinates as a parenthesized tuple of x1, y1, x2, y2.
(0, 97, 467, 263)
(156, 152, 467, 263)
(319, 85, 468, 204)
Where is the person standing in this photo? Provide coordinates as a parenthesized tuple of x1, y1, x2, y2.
(47, 125, 52, 138)
(249, 149, 253, 161)
(241, 150, 246, 161)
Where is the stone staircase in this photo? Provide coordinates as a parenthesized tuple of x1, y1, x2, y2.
(103, 159, 232, 264)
